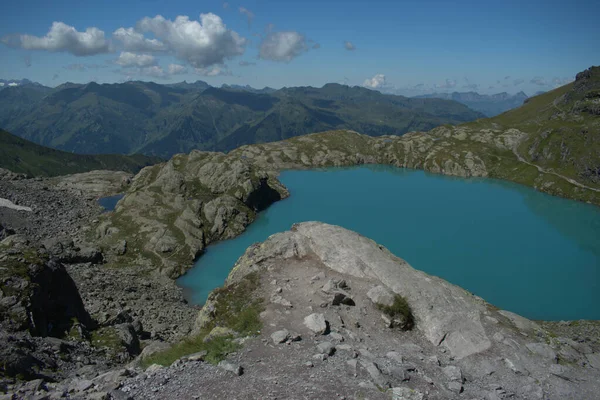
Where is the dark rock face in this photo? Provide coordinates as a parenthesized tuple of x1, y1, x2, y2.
(0, 256, 99, 383)
(244, 177, 283, 212)
(27, 259, 94, 338)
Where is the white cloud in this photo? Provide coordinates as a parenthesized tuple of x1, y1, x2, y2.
(239, 7, 254, 26)
(363, 74, 386, 88)
(141, 66, 167, 78)
(0, 82, 4, 87)
(194, 65, 232, 76)
(259, 31, 307, 62)
(8, 82, 18, 87)
(1, 22, 110, 56)
(115, 52, 156, 67)
(117, 65, 167, 79)
(344, 41, 356, 51)
(530, 77, 546, 86)
(113, 27, 166, 52)
(134, 13, 246, 68)
(168, 63, 187, 75)
(552, 77, 573, 87)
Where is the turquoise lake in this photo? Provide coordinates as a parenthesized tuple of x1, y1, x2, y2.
(177, 166, 600, 321)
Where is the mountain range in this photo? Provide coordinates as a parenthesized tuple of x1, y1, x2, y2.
(0, 80, 485, 158)
(414, 91, 529, 117)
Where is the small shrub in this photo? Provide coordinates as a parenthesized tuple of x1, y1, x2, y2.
(376, 294, 414, 330)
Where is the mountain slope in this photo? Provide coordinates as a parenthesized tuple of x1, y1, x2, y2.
(0, 128, 161, 177)
(415, 91, 529, 117)
(1, 81, 484, 158)
(466, 66, 600, 188)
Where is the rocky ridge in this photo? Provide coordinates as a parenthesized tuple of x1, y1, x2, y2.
(116, 223, 600, 399)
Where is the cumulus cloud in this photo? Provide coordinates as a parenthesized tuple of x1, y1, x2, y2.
(113, 27, 166, 52)
(116, 65, 167, 79)
(194, 65, 232, 76)
(1, 22, 110, 56)
(115, 51, 156, 67)
(239, 60, 256, 66)
(436, 79, 457, 89)
(239, 7, 254, 27)
(513, 78, 525, 86)
(344, 41, 356, 51)
(134, 13, 246, 68)
(259, 31, 307, 62)
(168, 63, 187, 75)
(363, 74, 386, 89)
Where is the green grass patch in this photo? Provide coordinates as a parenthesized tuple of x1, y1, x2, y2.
(91, 327, 123, 356)
(141, 272, 264, 368)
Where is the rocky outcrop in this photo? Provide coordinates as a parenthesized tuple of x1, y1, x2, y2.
(124, 222, 600, 399)
(97, 151, 288, 277)
(228, 222, 491, 359)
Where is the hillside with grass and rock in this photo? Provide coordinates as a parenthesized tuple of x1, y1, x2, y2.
(0, 129, 161, 177)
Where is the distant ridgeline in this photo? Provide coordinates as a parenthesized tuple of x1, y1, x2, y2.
(0, 129, 161, 177)
(0, 80, 484, 158)
(415, 91, 530, 117)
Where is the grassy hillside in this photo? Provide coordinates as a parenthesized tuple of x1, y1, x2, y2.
(1, 81, 484, 158)
(466, 66, 600, 189)
(0, 129, 162, 177)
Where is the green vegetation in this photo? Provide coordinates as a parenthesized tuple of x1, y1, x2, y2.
(141, 272, 263, 367)
(91, 327, 124, 356)
(0, 80, 483, 158)
(0, 129, 162, 177)
(465, 67, 600, 192)
(376, 294, 415, 330)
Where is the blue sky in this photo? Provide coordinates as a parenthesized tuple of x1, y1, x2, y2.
(0, 0, 598, 95)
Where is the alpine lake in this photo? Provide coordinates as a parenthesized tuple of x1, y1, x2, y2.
(171, 165, 600, 321)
